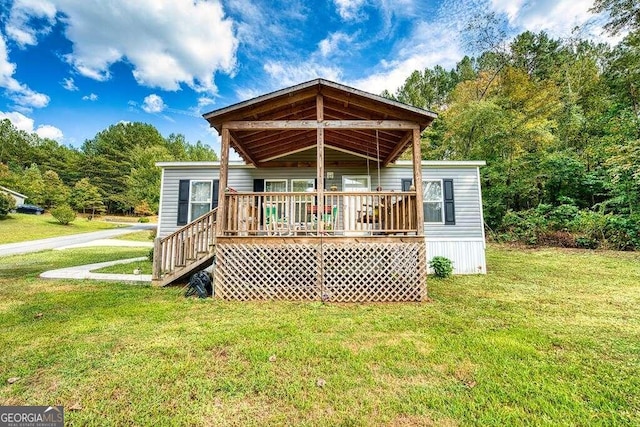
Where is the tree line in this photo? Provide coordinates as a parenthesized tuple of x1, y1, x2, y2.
(384, 2, 639, 250)
(0, 121, 217, 217)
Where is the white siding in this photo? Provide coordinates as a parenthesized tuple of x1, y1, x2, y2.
(427, 239, 486, 274)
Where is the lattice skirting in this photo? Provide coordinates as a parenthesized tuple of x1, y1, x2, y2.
(214, 239, 426, 302)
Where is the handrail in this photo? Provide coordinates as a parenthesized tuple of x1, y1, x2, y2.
(153, 208, 218, 281)
(222, 191, 418, 236)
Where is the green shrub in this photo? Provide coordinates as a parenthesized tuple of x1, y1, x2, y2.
(575, 236, 598, 249)
(138, 217, 150, 223)
(429, 256, 453, 278)
(499, 209, 547, 245)
(51, 204, 77, 225)
(0, 193, 16, 219)
(147, 248, 154, 262)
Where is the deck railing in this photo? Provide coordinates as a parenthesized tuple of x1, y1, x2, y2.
(152, 208, 217, 281)
(222, 191, 417, 236)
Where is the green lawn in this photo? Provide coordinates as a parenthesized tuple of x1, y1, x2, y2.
(112, 230, 155, 242)
(0, 213, 124, 244)
(93, 258, 153, 274)
(0, 245, 638, 425)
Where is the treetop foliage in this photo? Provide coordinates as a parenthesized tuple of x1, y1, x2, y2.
(0, 120, 217, 215)
(386, 11, 640, 249)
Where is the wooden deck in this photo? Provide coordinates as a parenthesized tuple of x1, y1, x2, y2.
(152, 192, 425, 296)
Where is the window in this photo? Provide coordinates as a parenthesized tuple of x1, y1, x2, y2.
(190, 180, 212, 222)
(423, 180, 443, 223)
(264, 179, 288, 220)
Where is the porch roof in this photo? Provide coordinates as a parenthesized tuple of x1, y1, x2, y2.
(203, 79, 437, 167)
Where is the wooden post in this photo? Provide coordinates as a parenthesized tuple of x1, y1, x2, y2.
(152, 237, 162, 281)
(316, 94, 324, 235)
(217, 128, 230, 236)
(412, 127, 424, 235)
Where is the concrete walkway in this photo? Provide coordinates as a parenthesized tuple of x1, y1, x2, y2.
(0, 223, 156, 257)
(40, 256, 152, 283)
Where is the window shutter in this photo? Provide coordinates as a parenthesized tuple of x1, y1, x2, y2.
(211, 180, 219, 210)
(401, 179, 413, 191)
(177, 180, 190, 225)
(443, 179, 455, 225)
(253, 179, 265, 225)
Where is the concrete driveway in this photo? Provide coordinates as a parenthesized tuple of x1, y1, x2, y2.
(0, 223, 156, 257)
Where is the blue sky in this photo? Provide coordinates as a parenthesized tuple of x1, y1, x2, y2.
(0, 0, 611, 156)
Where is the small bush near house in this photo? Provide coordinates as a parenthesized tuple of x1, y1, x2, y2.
(51, 204, 77, 225)
(147, 247, 154, 262)
(138, 217, 150, 223)
(0, 192, 16, 218)
(429, 256, 453, 278)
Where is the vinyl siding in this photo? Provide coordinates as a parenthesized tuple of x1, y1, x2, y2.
(427, 240, 486, 274)
(159, 163, 484, 241)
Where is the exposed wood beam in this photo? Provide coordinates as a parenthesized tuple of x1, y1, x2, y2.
(257, 160, 368, 168)
(229, 132, 258, 166)
(412, 127, 424, 235)
(322, 87, 432, 125)
(383, 131, 412, 166)
(208, 88, 317, 128)
(216, 128, 230, 236)
(222, 120, 419, 130)
(317, 94, 325, 234)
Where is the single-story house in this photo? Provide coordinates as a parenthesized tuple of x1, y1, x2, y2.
(153, 79, 486, 301)
(0, 185, 27, 206)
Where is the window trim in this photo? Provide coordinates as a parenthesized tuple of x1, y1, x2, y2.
(188, 180, 213, 222)
(264, 179, 288, 193)
(290, 178, 315, 192)
(423, 179, 445, 224)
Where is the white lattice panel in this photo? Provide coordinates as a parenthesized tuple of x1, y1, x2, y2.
(214, 239, 426, 302)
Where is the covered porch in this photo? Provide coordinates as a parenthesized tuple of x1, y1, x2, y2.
(153, 79, 437, 300)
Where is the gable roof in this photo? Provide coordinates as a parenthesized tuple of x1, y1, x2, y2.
(203, 79, 437, 166)
(0, 185, 27, 199)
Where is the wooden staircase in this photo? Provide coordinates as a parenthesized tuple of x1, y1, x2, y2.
(152, 208, 217, 287)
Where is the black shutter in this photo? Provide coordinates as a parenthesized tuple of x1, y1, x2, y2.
(443, 179, 455, 225)
(401, 179, 413, 192)
(253, 179, 264, 225)
(211, 180, 219, 210)
(177, 180, 190, 225)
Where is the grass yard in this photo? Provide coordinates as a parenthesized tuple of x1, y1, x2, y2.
(93, 257, 153, 275)
(112, 230, 156, 242)
(0, 245, 638, 425)
(0, 213, 124, 244)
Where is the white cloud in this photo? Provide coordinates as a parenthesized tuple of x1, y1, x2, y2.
(35, 124, 64, 140)
(318, 32, 356, 57)
(348, 21, 464, 95)
(5, 0, 57, 47)
(333, 0, 366, 21)
(82, 93, 98, 101)
(0, 32, 50, 109)
(197, 96, 215, 109)
(142, 94, 166, 113)
(61, 77, 78, 91)
(263, 61, 342, 88)
(8, 0, 238, 94)
(0, 110, 63, 141)
(228, 0, 308, 55)
(234, 87, 263, 101)
(0, 110, 34, 132)
(490, 0, 593, 38)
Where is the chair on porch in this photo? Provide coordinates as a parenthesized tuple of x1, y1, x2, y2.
(264, 204, 291, 236)
(321, 205, 338, 233)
